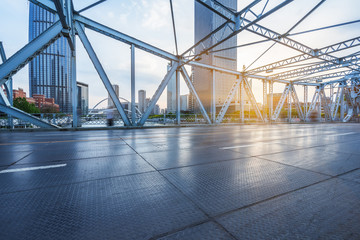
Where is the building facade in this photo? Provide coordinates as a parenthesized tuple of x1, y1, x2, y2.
(108, 84, 119, 108)
(138, 90, 146, 113)
(29, 3, 72, 113)
(193, 0, 238, 113)
(77, 82, 89, 115)
(167, 63, 176, 113)
(180, 94, 188, 111)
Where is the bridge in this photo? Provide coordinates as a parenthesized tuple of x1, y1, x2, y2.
(0, 0, 360, 239)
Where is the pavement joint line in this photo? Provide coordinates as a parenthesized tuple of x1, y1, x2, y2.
(1, 124, 355, 146)
(120, 138, 225, 239)
(1, 152, 140, 168)
(0, 169, 158, 196)
(0, 163, 67, 174)
(220, 142, 273, 150)
(152, 159, 343, 239)
(156, 156, 251, 172)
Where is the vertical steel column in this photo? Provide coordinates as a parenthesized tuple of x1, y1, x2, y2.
(330, 84, 334, 100)
(69, 4, 78, 128)
(269, 81, 273, 122)
(0, 42, 13, 129)
(304, 85, 308, 121)
(340, 86, 345, 121)
(288, 84, 292, 122)
(176, 69, 180, 125)
(71, 46, 78, 127)
(263, 80, 267, 120)
(212, 70, 216, 123)
(239, 80, 244, 123)
(131, 44, 136, 125)
(318, 87, 322, 120)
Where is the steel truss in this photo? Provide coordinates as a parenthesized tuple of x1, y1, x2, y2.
(1, 0, 360, 128)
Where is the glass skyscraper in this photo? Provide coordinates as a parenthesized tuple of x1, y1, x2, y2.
(193, 0, 239, 113)
(29, 3, 72, 113)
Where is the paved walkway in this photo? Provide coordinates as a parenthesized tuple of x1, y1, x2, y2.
(0, 124, 360, 239)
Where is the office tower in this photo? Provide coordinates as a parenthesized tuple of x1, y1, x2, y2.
(145, 98, 150, 111)
(193, 0, 238, 113)
(180, 94, 189, 111)
(167, 62, 176, 113)
(153, 104, 160, 115)
(138, 90, 146, 113)
(108, 84, 119, 107)
(29, 3, 72, 113)
(77, 82, 89, 115)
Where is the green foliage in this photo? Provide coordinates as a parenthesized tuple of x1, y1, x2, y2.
(40, 105, 59, 113)
(13, 97, 40, 114)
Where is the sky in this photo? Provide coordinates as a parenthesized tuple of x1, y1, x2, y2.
(1, 0, 360, 110)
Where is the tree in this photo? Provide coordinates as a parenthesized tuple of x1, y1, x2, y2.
(13, 97, 40, 114)
(41, 106, 59, 113)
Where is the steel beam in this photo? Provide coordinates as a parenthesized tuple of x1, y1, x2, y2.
(0, 89, 58, 129)
(180, 67, 212, 124)
(319, 87, 332, 121)
(306, 87, 321, 118)
(53, 0, 69, 29)
(272, 53, 360, 81)
(216, 76, 243, 123)
(78, 0, 107, 13)
(182, 0, 293, 61)
(0, 105, 59, 129)
(29, 0, 57, 13)
(304, 85, 308, 119)
(243, 78, 264, 122)
(269, 81, 273, 121)
(263, 80, 267, 119)
(272, 84, 291, 121)
(75, 22, 131, 126)
(331, 84, 344, 120)
(74, 15, 177, 61)
(248, 36, 360, 74)
(138, 63, 178, 126)
(0, 21, 62, 85)
(131, 44, 136, 125)
(295, 70, 359, 83)
(290, 85, 304, 120)
(176, 70, 180, 125)
(212, 70, 216, 123)
(0, 42, 14, 128)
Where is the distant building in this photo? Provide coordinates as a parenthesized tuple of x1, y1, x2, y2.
(13, 88, 27, 99)
(12, 88, 59, 112)
(193, 0, 238, 113)
(138, 90, 146, 113)
(29, 3, 71, 113)
(145, 98, 150, 111)
(108, 84, 119, 107)
(153, 104, 160, 115)
(267, 93, 287, 111)
(77, 82, 89, 115)
(180, 94, 188, 111)
(167, 62, 176, 113)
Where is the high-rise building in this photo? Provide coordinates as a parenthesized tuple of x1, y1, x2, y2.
(153, 104, 160, 115)
(180, 94, 189, 111)
(108, 84, 119, 107)
(167, 62, 176, 113)
(145, 98, 150, 111)
(77, 82, 89, 115)
(193, 0, 238, 113)
(29, 3, 72, 113)
(138, 90, 146, 113)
